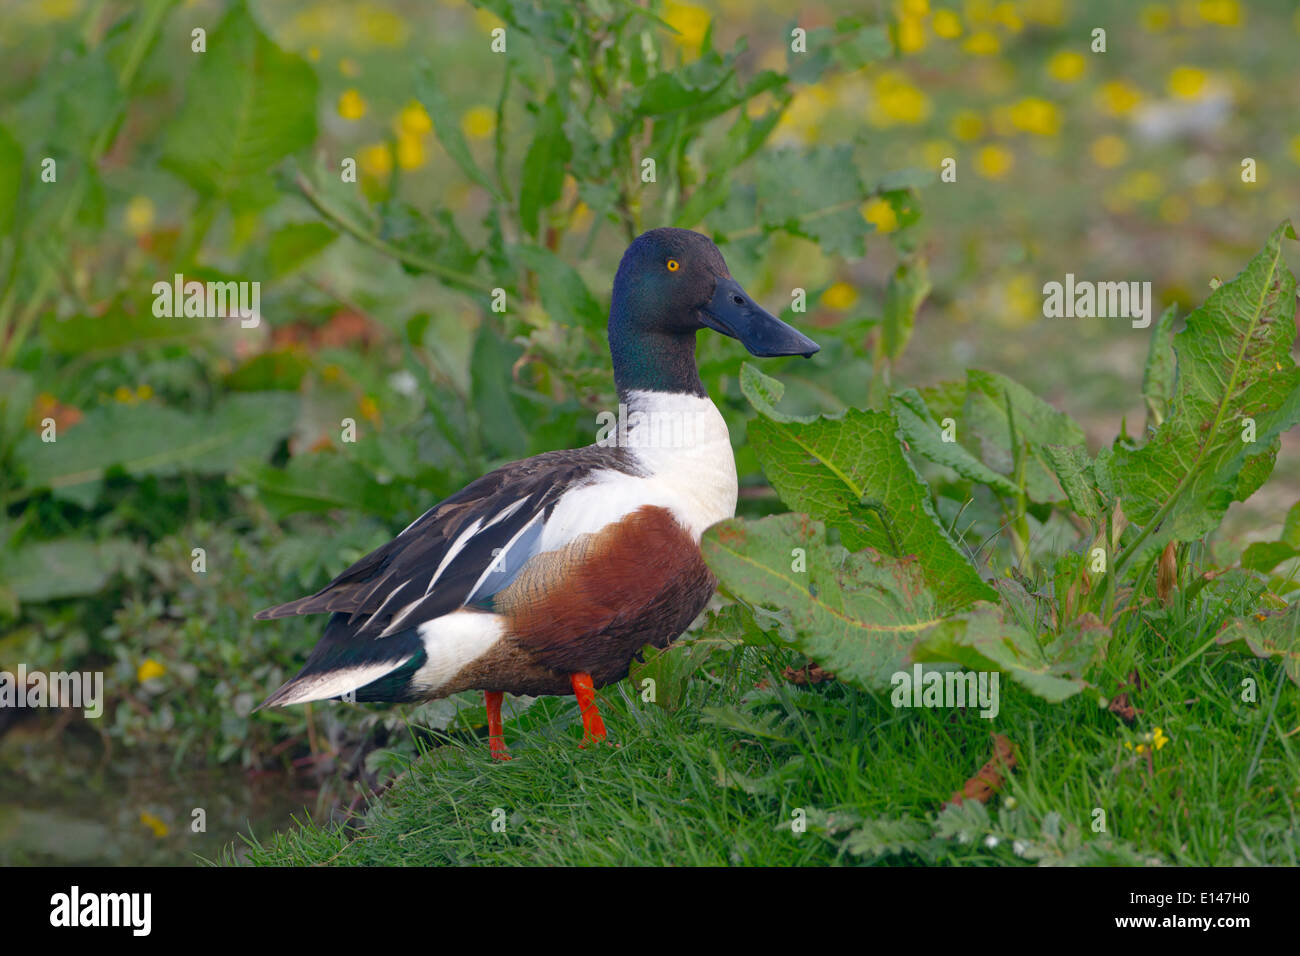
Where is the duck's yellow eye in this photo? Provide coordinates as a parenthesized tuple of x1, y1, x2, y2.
(666, 258, 680, 272)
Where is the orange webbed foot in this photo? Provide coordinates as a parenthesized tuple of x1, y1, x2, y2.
(570, 672, 607, 746)
(485, 690, 512, 761)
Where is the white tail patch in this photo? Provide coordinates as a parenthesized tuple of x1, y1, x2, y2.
(411, 610, 506, 695)
(263, 660, 409, 708)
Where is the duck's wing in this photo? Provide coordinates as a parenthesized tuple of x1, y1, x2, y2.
(254, 446, 644, 639)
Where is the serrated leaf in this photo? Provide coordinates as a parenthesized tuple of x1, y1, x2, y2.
(1141, 304, 1178, 430)
(743, 369, 995, 611)
(1042, 443, 1104, 522)
(892, 388, 1017, 496)
(1216, 604, 1300, 687)
(1112, 222, 1300, 560)
(881, 257, 929, 361)
(755, 146, 866, 258)
(701, 514, 951, 689)
(910, 604, 1103, 702)
(161, 1, 317, 196)
(965, 369, 1087, 504)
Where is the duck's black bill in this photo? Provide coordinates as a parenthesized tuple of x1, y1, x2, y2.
(700, 277, 820, 358)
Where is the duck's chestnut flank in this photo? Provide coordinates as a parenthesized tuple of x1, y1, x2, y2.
(255, 227, 819, 758)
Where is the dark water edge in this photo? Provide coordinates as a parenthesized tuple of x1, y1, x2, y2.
(0, 719, 331, 866)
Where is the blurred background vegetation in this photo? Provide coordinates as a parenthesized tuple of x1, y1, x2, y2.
(0, 0, 1296, 863)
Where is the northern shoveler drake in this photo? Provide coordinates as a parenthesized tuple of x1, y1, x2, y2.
(255, 227, 819, 758)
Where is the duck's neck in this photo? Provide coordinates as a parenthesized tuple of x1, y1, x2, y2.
(610, 326, 707, 401)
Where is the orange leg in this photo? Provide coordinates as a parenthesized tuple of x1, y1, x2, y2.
(484, 691, 511, 761)
(570, 672, 607, 745)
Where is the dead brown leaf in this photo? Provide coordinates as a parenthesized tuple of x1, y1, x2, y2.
(1157, 542, 1178, 606)
(781, 663, 835, 685)
(1108, 692, 1138, 725)
(943, 734, 1016, 809)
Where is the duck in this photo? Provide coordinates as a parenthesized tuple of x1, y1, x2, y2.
(255, 227, 819, 758)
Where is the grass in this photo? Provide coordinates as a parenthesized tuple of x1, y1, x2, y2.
(236, 581, 1300, 866)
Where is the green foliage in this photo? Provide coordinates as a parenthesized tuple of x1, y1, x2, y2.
(703, 225, 1300, 706)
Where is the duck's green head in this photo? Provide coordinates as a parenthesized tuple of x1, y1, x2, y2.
(609, 227, 819, 396)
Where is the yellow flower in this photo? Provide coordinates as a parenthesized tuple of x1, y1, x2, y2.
(1022, 0, 1065, 25)
(474, 9, 505, 34)
(1167, 66, 1207, 100)
(1097, 80, 1143, 116)
(360, 395, 381, 423)
(396, 132, 426, 170)
(921, 139, 954, 168)
(1047, 50, 1085, 83)
(1007, 97, 1060, 137)
(359, 4, 408, 46)
(137, 658, 166, 682)
(1196, 0, 1240, 26)
(869, 72, 932, 126)
(337, 88, 367, 121)
(136, 384, 153, 401)
(950, 109, 984, 141)
(397, 101, 432, 137)
(897, 15, 927, 53)
(1152, 726, 1170, 750)
(822, 282, 859, 310)
(1159, 195, 1190, 223)
(975, 143, 1014, 179)
(139, 811, 169, 838)
(900, 0, 929, 15)
(1140, 4, 1172, 31)
(664, 0, 710, 51)
(124, 196, 155, 236)
(1193, 179, 1224, 206)
(307, 46, 321, 62)
(359, 143, 393, 178)
(460, 106, 496, 140)
(1289, 134, 1300, 166)
(963, 30, 1000, 55)
(993, 2, 1023, 31)
(339, 57, 361, 78)
(861, 198, 899, 233)
(114, 385, 136, 405)
(1090, 134, 1127, 167)
(1120, 170, 1162, 203)
(932, 9, 962, 37)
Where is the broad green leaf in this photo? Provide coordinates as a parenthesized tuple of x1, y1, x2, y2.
(738, 362, 811, 423)
(0, 538, 141, 603)
(239, 454, 405, 520)
(471, 319, 529, 458)
(1141, 304, 1178, 430)
(16, 392, 298, 502)
(44, 307, 213, 355)
(1240, 541, 1299, 573)
(892, 388, 1018, 496)
(415, 66, 501, 197)
(267, 222, 337, 277)
(1216, 604, 1300, 687)
(755, 146, 866, 258)
(1112, 222, 1300, 559)
(743, 369, 995, 611)
(965, 369, 1087, 504)
(1283, 502, 1300, 548)
(881, 257, 929, 361)
(161, 1, 317, 196)
(701, 514, 950, 689)
(1042, 443, 1104, 523)
(515, 245, 603, 328)
(911, 606, 1105, 702)
(519, 93, 571, 237)
(0, 123, 21, 235)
